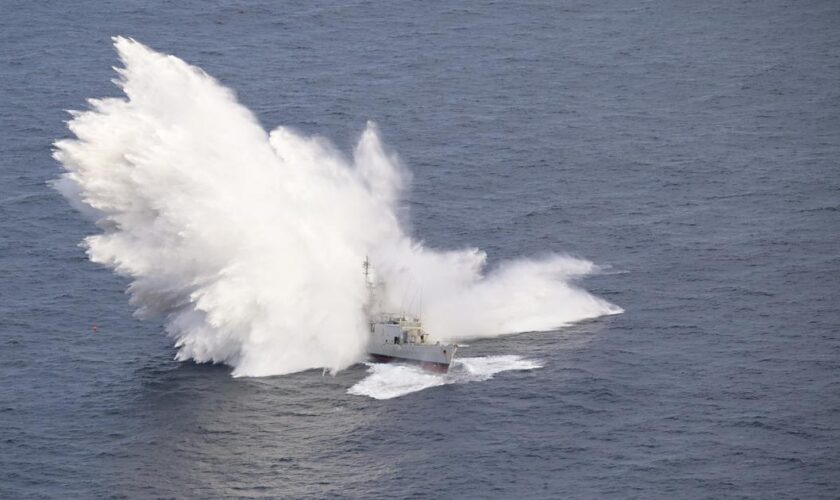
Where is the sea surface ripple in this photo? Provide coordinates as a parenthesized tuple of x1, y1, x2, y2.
(1, 0, 838, 498)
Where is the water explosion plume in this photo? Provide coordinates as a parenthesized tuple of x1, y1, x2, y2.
(53, 37, 621, 377)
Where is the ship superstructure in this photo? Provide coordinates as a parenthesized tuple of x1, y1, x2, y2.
(363, 258, 457, 372)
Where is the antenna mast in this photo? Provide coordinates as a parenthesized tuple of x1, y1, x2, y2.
(363, 255, 371, 282)
(363, 256, 376, 318)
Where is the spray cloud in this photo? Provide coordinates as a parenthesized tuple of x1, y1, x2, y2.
(53, 37, 621, 377)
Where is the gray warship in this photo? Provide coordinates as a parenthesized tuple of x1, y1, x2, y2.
(363, 258, 457, 372)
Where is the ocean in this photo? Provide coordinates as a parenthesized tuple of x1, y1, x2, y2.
(1, 0, 838, 498)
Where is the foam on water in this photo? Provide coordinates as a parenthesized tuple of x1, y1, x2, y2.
(348, 356, 543, 399)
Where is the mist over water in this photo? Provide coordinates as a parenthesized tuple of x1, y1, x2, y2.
(53, 37, 620, 377)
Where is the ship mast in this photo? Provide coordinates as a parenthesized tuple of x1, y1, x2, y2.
(363, 256, 370, 282)
(363, 256, 376, 318)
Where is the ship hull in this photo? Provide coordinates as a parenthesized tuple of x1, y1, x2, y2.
(368, 353, 452, 373)
(366, 316, 457, 373)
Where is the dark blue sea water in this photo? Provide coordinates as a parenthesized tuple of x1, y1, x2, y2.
(2, 0, 839, 498)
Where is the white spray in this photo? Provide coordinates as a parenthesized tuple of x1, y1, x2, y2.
(53, 37, 621, 377)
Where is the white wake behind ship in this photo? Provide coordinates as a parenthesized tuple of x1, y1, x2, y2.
(364, 258, 458, 372)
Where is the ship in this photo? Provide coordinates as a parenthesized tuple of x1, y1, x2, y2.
(363, 258, 458, 372)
